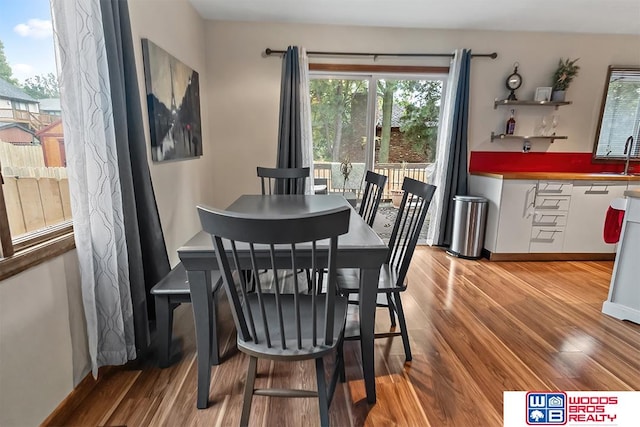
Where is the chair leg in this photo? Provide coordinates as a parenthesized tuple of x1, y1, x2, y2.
(154, 295, 172, 368)
(315, 357, 330, 427)
(386, 294, 396, 327)
(393, 292, 412, 362)
(241, 356, 258, 427)
(337, 338, 345, 383)
(210, 285, 220, 366)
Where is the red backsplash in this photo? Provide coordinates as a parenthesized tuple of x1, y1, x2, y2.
(469, 151, 640, 174)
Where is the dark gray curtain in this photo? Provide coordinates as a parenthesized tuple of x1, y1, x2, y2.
(438, 49, 471, 247)
(100, 0, 170, 357)
(276, 46, 302, 194)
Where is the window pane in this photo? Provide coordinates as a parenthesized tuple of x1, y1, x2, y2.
(374, 79, 442, 191)
(310, 78, 369, 193)
(595, 69, 640, 158)
(0, 0, 71, 241)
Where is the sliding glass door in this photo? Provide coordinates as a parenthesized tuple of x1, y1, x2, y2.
(309, 72, 446, 242)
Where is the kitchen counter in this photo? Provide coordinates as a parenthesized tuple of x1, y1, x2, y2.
(602, 190, 640, 324)
(471, 171, 640, 181)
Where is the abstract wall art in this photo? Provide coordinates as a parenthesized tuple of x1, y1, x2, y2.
(141, 39, 202, 162)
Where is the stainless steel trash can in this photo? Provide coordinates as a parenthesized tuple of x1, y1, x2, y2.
(447, 195, 488, 259)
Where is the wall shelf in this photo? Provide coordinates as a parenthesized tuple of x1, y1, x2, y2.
(490, 132, 568, 143)
(494, 99, 573, 110)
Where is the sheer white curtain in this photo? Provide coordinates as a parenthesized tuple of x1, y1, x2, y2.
(298, 48, 314, 195)
(427, 50, 464, 245)
(52, 0, 135, 375)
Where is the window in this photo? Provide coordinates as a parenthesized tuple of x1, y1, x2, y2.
(593, 66, 640, 160)
(309, 65, 446, 198)
(0, 0, 73, 277)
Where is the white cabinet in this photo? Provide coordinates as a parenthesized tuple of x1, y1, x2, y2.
(470, 174, 640, 259)
(495, 180, 537, 253)
(602, 191, 640, 324)
(529, 181, 572, 253)
(563, 181, 627, 253)
(469, 176, 536, 254)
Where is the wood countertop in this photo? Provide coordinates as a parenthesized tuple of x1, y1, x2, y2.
(470, 171, 640, 181)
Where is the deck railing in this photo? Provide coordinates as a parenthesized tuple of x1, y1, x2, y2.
(313, 161, 433, 200)
(0, 109, 58, 131)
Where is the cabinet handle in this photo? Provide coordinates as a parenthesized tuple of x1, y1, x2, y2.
(537, 189, 563, 194)
(585, 190, 609, 195)
(523, 186, 536, 218)
(533, 221, 557, 226)
(536, 205, 560, 210)
(531, 238, 555, 243)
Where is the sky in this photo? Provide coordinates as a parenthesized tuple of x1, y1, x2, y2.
(0, 0, 57, 83)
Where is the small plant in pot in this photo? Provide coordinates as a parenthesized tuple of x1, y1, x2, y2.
(551, 58, 580, 101)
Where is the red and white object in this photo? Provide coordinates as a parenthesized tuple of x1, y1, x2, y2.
(603, 198, 627, 244)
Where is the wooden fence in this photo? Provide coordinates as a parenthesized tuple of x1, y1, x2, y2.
(0, 143, 45, 169)
(2, 176, 71, 237)
(314, 161, 433, 200)
(2, 163, 71, 238)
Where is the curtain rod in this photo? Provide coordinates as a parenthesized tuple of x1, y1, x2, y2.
(264, 48, 498, 59)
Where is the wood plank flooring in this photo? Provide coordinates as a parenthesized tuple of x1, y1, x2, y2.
(43, 247, 640, 426)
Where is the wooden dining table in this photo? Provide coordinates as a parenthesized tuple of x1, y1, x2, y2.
(178, 194, 389, 409)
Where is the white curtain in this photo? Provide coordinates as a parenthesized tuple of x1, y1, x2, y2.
(427, 50, 464, 246)
(52, 0, 136, 375)
(298, 48, 314, 195)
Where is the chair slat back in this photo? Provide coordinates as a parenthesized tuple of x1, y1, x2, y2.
(358, 170, 387, 226)
(387, 178, 436, 287)
(198, 205, 350, 350)
(257, 167, 310, 195)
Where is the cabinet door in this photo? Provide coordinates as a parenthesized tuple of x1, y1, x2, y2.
(563, 181, 627, 253)
(495, 180, 537, 253)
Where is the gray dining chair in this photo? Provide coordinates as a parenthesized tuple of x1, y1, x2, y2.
(257, 166, 313, 291)
(197, 204, 351, 427)
(337, 177, 436, 362)
(257, 166, 310, 195)
(358, 170, 388, 227)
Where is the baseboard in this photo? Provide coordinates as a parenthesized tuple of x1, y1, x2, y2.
(40, 366, 116, 426)
(602, 301, 640, 324)
(484, 250, 616, 261)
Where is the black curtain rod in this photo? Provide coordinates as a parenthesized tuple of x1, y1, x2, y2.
(264, 48, 498, 59)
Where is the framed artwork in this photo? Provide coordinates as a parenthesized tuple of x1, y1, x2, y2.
(141, 39, 202, 162)
(534, 87, 553, 102)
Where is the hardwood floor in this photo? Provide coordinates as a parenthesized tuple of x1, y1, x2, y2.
(43, 247, 640, 426)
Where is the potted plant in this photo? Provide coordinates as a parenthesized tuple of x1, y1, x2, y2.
(551, 58, 580, 101)
(390, 189, 404, 208)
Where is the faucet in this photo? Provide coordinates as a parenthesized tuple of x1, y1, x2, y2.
(623, 136, 634, 175)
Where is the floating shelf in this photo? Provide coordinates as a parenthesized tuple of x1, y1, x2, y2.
(494, 99, 573, 110)
(490, 132, 568, 143)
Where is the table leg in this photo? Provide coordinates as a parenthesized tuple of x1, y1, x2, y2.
(187, 269, 213, 409)
(359, 267, 378, 404)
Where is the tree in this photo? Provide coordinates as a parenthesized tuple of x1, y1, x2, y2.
(22, 73, 60, 99)
(309, 79, 367, 161)
(377, 80, 398, 163)
(397, 80, 443, 162)
(0, 40, 18, 85)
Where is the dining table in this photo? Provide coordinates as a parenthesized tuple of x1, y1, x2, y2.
(177, 194, 389, 409)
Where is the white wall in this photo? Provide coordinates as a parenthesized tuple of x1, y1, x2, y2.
(129, 0, 213, 266)
(0, 250, 87, 427)
(204, 21, 640, 207)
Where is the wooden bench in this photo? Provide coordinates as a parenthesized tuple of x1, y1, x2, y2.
(151, 263, 222, 368)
